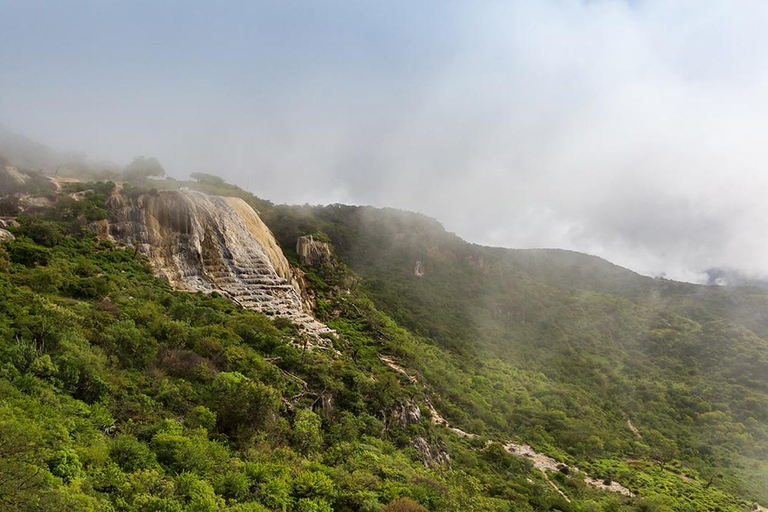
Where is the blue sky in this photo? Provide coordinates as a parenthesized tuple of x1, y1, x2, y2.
(3, 1, 768, 281)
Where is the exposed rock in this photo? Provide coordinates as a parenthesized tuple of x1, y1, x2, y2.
(426, 398, 476, 438)
(379, 355, 418, 384)
(49, 175, 80, 191)
(106, 190, 334, 345)
(583, 476, 633, 497)
(2, 166, 28, 185)
(505, 442, 561, 472)
(391, 400, 422, 428)
(89, 219, 111, 240)
(312, 393, 336, 416)
(414, 260, 425, 277)
(0, 228, 14, 241)
(626, 416, 641, 438)
(411, 436, 450, 467)
(296, 235, 333, 268)
(18, 195, 53, 209)
(505, 441, 633, 497)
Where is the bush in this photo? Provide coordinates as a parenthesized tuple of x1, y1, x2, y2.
(292, 409, 323, 456)
(110, 435, 157, 472)
(8, 237, 51, 266)
(208, 372, 281, 437)
(17, 217, 63, 247)
(187, 406, 217, 432)
(386, 497, 426, 512)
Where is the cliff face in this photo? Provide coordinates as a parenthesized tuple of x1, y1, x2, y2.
(296, 235, 333, 268)
(106, 190, 332, 341)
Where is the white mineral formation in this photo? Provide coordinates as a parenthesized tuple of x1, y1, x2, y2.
(107, 190, 334, 344)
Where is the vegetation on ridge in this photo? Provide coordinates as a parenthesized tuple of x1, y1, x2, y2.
(0, 167, 766, 512)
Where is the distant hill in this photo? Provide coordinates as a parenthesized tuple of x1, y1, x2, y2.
(0, 126, 119, 178)
(704, 267, 768, 288)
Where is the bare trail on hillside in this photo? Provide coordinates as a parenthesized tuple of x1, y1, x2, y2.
(379, 353, 634, 498)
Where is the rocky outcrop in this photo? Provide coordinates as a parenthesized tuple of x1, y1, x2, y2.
(0, 218, 17, 241)
(106, 190, 334, 344)
(1, 166, 28, 186)
(391, 400, 422, 428)
(411, 437, 450, 467)
(296, 235, 333, 268)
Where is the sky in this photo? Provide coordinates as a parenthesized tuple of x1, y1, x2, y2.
(2, 0, 768, 282)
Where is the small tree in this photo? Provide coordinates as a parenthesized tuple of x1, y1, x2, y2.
(645, 429, 679, 470)
(293, 409, 323, 455)
(123, 156, 165, 182)
(387, 497, 426, 512)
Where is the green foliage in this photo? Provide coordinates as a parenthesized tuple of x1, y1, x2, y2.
(386, 497, 426, 512)
(265, 199, 768, 508)
(208, 372, 281, 438)
(7, 236, 52, 266)
(0, 178, 766, 512)
(292, 409, 324, 456)
(110, 435, 158, 472)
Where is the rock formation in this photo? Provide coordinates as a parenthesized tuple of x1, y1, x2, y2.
(411, 437, 450, 467)
(106, 190, 334, 344)
(296, 235, 333, 268)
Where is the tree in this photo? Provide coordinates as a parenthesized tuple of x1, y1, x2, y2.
(123, 156, 165, 182)
(386, 497, 426, 512)
(645, 430, 679, 470)
(292, 409, 323, 455)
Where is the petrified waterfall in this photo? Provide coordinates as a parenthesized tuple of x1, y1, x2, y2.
(107, 190, 333, 342)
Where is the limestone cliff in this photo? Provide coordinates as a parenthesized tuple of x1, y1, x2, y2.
(296, 235, 333, 268)
(106, 190, 333, 342)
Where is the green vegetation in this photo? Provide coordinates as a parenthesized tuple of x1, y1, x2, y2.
(1, 168, 766, 511)
(264, 200, 768, 507)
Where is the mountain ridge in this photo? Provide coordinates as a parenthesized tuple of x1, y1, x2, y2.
(1, 163, 767, 511)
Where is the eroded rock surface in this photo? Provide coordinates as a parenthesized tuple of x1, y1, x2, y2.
(296, 235, 333, 268)
(391, 400, 422, 428)
(411, 436, 450, 467)
(107, 190, 334, 344)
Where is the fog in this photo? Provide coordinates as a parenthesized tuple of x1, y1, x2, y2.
(3, 1, 768, 282)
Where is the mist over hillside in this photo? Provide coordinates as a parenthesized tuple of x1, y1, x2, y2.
(3, 3, 768, 509)
(1, 161, 768, 511)
(2, 126, 765, 287)
(6, 2, 768, 282)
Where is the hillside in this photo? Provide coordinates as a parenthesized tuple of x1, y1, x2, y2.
(0, 166, 767, 512)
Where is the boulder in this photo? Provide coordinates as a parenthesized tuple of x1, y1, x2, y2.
(296, 235, 333, 267)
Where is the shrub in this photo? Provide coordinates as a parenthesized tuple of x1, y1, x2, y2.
(110, 435, 157, 472)
(386, 497, 426, 512)
(8, 237, 51, 266)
